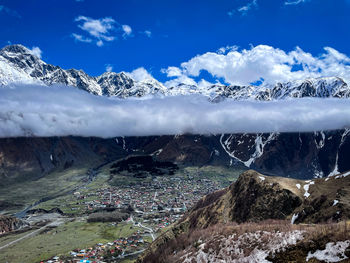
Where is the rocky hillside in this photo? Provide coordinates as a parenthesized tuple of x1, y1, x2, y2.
(137, 170, 350, 262)
(0, 136, 127, 186)
(0, 215, 27, 234)
(184, 170, 350, 227)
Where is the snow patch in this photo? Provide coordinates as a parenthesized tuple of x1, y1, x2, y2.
(291, 213, 299, 224)
(182, 230, 304, 263)
(335, 171, 350, 179)
(333, 200, 339, 206)
(303, 181, 314, 198)
(259, 176, 265, 181)
(296, 183, 301, 189)
(306, 240, 350, 262)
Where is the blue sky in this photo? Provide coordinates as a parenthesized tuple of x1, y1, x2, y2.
(0, 0, 349, 84)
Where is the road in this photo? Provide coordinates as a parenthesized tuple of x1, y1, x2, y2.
(128, 215, 155, 241)
(137, 222, 155, 241)
(121, 249, 146, 258)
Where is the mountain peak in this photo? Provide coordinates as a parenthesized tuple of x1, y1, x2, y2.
(0, 44, 31, 55)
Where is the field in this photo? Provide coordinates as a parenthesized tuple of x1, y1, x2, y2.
(0, 167, 90, 214)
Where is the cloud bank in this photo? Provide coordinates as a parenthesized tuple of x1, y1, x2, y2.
(162, 45, 350, 87)
(1, 84, 350, 138)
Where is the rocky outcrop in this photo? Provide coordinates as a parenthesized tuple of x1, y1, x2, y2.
(229, 172, 302, 223)
(0, 215, 27, 234)
(185, 171, 302, 229)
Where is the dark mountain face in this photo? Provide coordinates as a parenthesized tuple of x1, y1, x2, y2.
(0, 130, 349, 186)
(0, 137, 127, 187)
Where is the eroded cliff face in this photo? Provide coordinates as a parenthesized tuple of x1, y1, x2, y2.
(0, 215, 27, 234)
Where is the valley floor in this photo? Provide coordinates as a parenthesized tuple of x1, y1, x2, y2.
(0, 164, 242, 263)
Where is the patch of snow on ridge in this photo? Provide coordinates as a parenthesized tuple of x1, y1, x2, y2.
(243, 133, 278, 167)
(259, 176, 265, 181)
(220, 133, 278, 168)
(306, 241, 350, 262)
(291, 213, 299, 224)
(303, 181, 314, 198)
(333, 200, 339, 206)
(182, 230, 304, 263)
(335, 171, 350, 179)
(296, 183, 301, 189)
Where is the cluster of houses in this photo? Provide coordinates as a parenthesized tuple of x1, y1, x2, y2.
(41, 233, 147, 263)
(76, 175, 221, 229)
(40, 173, 225, 262)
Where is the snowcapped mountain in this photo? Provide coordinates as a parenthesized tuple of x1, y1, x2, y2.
(0, 44, 349, 100)
(0, 44, 168, 96)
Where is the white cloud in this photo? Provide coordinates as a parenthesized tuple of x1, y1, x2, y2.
(232, 0, 258, 16)
(105, 64, 113, 72)
(239, 0, 258, 14)
(161, 66, 183, 77)
(163, 75, 197, 88)
(2, 83, 350, 137)
(143, 30, 152, 38)
(96, 40, 104, 47)
(285, 0, 307, 5)
(30, 46, 42, 59)
(0, 5, 21, 18)
(74, 16, 116, 46)
(126, 67, 153, 81)
(71, 33, 92, 43)
(122, 24, 132, 38)
(217, 45, 239, 54)
(227, 10, 234, 17)
(164, 45, 350, 86)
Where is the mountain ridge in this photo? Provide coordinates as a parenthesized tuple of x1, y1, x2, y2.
(1, 44, 349, 100)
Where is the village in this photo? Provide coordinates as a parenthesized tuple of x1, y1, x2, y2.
(42, 227, 149, 263)
(72, 171, 225, 230)
(40, 169, 232, 263)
